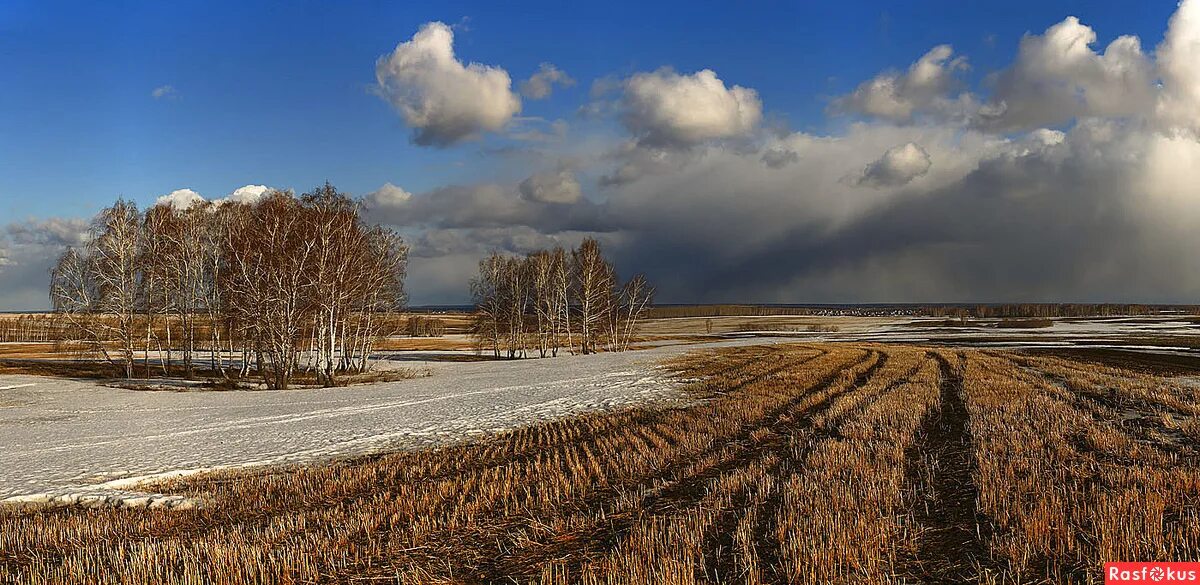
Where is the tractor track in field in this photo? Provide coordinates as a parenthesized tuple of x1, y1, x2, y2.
(902, 352, 996, 583)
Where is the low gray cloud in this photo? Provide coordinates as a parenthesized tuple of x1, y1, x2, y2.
(0, 218, 91, 310)
(761, 147, 799, 169)
(519, 169, 583, 204)
(364, 182, 607, 234)
(593, 122, 1200, 303)
(6, 218, 89, 247)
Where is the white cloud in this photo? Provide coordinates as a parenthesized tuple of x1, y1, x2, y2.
(520, 63, 575, 99)
(519, 169, 582, 203)
(979, 17, 1156, 130)
(1156, 0, 1200, 133)
(154, 188, 205, 211)
(151, 85, 178, 100)
(621, 68, 762, 148)
(365, 182, 413, 209)
(852, 142, 933, 188)
(375, 22, 522, 147)
(222, 184, 273, 206)
(833, 45, 970, 122)
(155, 185, 277, 210)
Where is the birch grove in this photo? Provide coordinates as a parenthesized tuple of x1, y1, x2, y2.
(48, 184, 408, 388)
(469, 238, 654, 358)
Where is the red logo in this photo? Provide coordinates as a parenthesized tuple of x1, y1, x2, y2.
(1106, 563, 1200, 583)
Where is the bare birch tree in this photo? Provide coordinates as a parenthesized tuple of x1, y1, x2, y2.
(571, 238, 613, 355)
(617, 274, 654, 351)
(89, 199, 143, 378)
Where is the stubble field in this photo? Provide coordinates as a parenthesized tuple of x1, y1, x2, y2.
(2, 342, 1199, 583)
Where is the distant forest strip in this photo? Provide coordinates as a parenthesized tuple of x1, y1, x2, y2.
(645, 303, 1200, 319)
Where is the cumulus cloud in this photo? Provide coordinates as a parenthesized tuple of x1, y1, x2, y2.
(978, 17, 1156, 130)
(365, 182, 414, 210)
(833, 45, 971, 122)
(223, 184, 273, 205)
(375, 22, 522, 146)
(153, 185, 277, 211)
(621, 68, 762, 148)
(1156, 0, 1200, 133)
(852, 142, 933, 188)
(151, 85, 178, 100)
(519, 169, 583, 204)
(155, 188, 205, 211)
(519, 63, 575, 99)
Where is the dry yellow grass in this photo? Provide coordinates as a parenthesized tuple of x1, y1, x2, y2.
(1, 343, 1197, 584)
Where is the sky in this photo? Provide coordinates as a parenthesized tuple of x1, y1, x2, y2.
(1, 0, 1198, 309)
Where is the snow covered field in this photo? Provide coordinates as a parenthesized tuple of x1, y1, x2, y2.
(0, 339, 766, 501)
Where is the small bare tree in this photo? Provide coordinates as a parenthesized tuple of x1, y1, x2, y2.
(617, 274, 654, 351)
(471, 252, 505, 358)
(572, 238, 613, 355)
(529, 251, 556, 358)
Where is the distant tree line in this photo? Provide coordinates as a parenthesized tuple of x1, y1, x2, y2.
(929, 304, 1186, 319)
(470, 238, 654, 358)
(0, 314, 69, 342)
(48, 183, 408, 389)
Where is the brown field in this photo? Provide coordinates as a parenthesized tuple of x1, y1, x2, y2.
(2, 343, 1198, 583)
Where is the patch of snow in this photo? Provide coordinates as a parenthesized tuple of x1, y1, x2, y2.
(0, 338, 777, 501)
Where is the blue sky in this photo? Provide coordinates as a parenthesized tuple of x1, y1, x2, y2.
(0, 0, 1181, 220)
(3, 0, 1200, 309)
